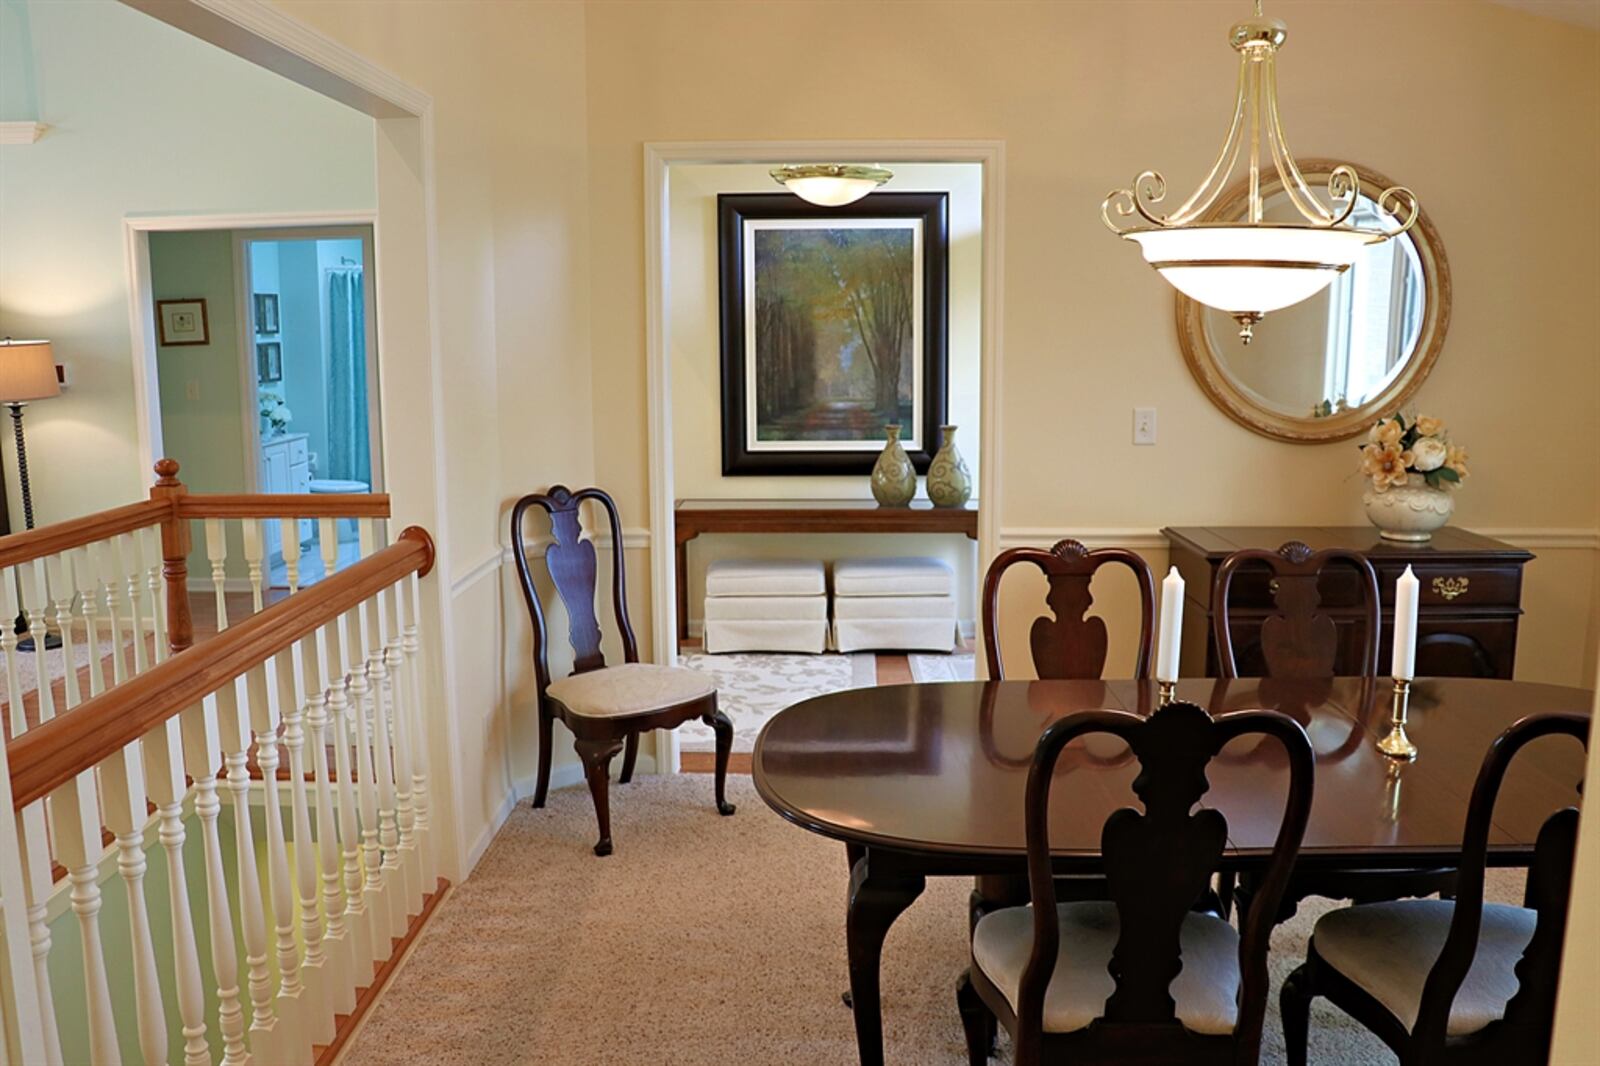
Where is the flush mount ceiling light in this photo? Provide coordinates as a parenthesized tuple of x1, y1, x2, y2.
(1103, 1, 1419, 343)
(770, 164, 893, 207)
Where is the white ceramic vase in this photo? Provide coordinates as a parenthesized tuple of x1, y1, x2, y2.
(1363, 473, 1455, 542)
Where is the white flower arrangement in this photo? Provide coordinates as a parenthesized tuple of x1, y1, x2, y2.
(1358, 413, 1468, 493)
(258, 392, 293, 434)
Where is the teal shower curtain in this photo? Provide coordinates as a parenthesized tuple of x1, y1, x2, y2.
(327, 269, 370, 485)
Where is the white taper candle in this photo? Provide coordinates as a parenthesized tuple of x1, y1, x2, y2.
(1156, 566, 1184, 683)
(1392, 564, 1419, 681)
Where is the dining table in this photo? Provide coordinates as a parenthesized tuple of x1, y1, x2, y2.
(751, 675, 1592, 1066)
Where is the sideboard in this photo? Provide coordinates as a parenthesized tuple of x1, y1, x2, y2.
(1162, 526, 1533, 679)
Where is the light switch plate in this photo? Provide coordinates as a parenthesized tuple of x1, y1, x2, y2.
(186, 379, 201, 401)
(1133, 407, 1157, 445)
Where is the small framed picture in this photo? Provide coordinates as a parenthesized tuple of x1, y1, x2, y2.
(257, 341, 282, 383)
(253, 292, 280, 335)
(156, 298, 210, 346)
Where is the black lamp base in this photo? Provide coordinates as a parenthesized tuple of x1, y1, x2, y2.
(13, 612, 61, 653)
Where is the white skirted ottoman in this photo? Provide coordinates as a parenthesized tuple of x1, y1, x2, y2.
(703, 558, 828, 654)
(832, 556, 959, 652)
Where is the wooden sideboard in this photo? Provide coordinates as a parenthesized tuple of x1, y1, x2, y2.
(1163, 526, 1533, 680)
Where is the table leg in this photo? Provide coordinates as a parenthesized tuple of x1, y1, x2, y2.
(676, 531, 691, 643)
(845, 848, 924, 1066)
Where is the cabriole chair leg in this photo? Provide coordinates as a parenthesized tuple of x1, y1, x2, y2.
(531, 703, 554, 808)
(575, 736, 624, 856)
(1280, 962, 1314, 1066)
(620, 732, 639, 784)
(956, 971, 994, 1064)
(706, 709, 736, 816)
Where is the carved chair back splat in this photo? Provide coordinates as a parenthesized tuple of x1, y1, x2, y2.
(510, 485, 638, 696)
(962, 701, 1315, 1066)
(982, 540, 1156, 680)
(1213, 541, 1381, 681)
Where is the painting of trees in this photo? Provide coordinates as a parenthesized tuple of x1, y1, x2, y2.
(751, 224, 916, 441)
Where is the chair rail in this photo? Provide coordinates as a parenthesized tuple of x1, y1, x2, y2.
(7, 525, 435, 810)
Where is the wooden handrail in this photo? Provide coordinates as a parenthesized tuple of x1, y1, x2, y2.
(179, 493, 391, 519)
(0, 499, 169, 571)
(7, 525, 435, 810)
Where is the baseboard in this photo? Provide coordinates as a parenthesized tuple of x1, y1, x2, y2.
(469, 756, 659, 872)
(466, 789, 519, 873)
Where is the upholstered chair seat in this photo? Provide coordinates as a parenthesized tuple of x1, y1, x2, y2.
(1310, 900, 1536, 1036)
(972, 900, 1241, 1036)
(546, 663, 716, 718)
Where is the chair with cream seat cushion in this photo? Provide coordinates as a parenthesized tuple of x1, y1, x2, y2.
(1280, 712, 1586, 1066)
(956, 701, 1313, 1066)
(512, 485, 735, 857)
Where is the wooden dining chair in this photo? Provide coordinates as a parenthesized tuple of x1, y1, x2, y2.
(511, 485, 735, 856)
(981, 539, 1156, 680)
(1282, 712, 1586, 1066)
(1215, 540, 1455, 920)
(956, 700, 1314, 1065)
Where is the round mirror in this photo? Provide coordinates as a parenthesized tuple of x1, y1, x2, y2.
(1176, 160, 1450, 443)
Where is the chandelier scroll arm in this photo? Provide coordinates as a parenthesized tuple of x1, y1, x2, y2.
(1375, 186, 1421, 235)
(1101, 187, 1140, 235)
(1159, 53, 1253, 226)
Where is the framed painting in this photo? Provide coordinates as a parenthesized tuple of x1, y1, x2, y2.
(253, 292, 280, 335)
(257, 341, 282, 383)
(155, 298, 210, 346)
(718, 192, 949, 476)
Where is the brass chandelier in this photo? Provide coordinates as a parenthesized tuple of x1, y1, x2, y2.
(1103, 1, 1419, 343)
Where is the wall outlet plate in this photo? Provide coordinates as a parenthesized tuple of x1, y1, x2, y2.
(1133, 406, 1157, 445)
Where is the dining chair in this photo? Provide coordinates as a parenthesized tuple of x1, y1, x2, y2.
(1281, 711, 1586, 1066)
(956, 700, 1314, 1065)
(1215, 540, 1455, 921)
(981, 539, 1156, 681)
(511, 485, 735, 856)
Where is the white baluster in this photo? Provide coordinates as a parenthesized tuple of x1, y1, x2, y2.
(278, 645, 333, 1046)
(324, 617, 375, 979)
(115, 533, 150, 677)
(15, 806, 62, 1065)
(242, 519, 265, 615)
(205, 517, 229, 631)
(342, 605, 392, 957)
(180, 698, 248, 1065)
(0, 725, 49, 1065)
(137, 526, 169, 665)
(402, 570, 435, 887)
(98, 738, 167, 1066)
(1, 567, 26, 740)
(253, 659, 311, 1063)
(38, 556, 72, 700)
(318, 517, 338, 583)
(49, 771, 120, 1064)
(280, 518, 302, 595)
(217, 679, 279, 1062)
(303, 629, 355, 1021)
(143, 714, 212, 1066)
(359, 521, 405, 939)
(56, 551, 90, 702)
(93, 540, 130, 686)
(382, 575, 421, 913)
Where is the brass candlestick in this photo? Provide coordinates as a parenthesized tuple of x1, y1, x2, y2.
(1376, 677, 1418, 761)
(1157, 679, 1177, 706)
(1382, 759, 1406, 823)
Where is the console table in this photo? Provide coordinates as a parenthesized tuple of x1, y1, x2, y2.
(674, 499, 978, 641)
(1163, 526, 1533, 679)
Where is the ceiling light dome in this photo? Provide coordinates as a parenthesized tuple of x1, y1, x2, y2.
(771, 164, 893, 207)
(1103, 2, 1419, 343)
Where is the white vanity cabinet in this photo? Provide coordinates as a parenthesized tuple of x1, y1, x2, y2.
(260, 432, 313, 557)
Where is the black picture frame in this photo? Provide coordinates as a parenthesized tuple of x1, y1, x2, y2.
(718, 192, 949, 476)
(253, 292, 280, 335)
(256, 341, 282, 383)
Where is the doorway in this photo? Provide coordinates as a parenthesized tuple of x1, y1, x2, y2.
(146, 222, 381, 588)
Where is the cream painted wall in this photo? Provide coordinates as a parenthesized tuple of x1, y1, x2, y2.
(265, 0, 599, 856)
(670, 161, 983, 628)
(585, 0, 1600, 690)
(0, 0, 375, 523)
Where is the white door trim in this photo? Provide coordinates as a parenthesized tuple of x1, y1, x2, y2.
(642, 139, 1007, 773)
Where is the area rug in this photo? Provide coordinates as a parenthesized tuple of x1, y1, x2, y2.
(909, 650, 976, 683)
(675, 652, 876, 752)
(0, 636, 124, 738)
(341, 774, 1525, 1065)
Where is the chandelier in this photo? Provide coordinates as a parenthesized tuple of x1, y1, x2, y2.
(1103, 2, 1419, 343)
(771, 164, 893, 207)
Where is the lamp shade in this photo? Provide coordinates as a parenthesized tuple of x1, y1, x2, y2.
(0, 340, 60, 403)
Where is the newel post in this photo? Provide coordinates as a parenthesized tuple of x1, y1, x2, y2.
(151, 459, 194, 654)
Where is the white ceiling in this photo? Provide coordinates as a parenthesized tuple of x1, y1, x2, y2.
(1489, 0, 1600, 30)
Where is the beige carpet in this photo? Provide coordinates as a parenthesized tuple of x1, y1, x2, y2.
(342, 775, 1524, 1065)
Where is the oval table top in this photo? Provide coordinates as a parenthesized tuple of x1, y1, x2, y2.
(752, 676, 1591, 869)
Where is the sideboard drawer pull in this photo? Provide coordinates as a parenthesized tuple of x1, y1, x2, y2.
(1432, 576, 1470, 601)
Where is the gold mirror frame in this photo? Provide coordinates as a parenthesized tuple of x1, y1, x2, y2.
(1175, 160, 1451, 444)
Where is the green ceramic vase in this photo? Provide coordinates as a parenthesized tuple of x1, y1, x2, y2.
(926, 424, 971, 508)
(870, 424, 916, 507)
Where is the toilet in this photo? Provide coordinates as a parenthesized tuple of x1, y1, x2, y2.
(310, 478, 370, 543)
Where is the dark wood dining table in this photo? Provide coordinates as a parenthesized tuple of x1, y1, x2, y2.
(751, 676, 1592, 1066)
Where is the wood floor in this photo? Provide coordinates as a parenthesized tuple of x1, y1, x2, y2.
(678, 650, 915, 774)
